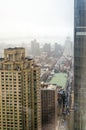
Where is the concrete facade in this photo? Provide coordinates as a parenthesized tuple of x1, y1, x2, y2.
(0, 48, 41, 130)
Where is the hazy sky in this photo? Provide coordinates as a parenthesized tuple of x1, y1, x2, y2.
(0, 0, 74, 44)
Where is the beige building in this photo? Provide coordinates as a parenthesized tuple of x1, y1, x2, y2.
(0, 47, 41, 130)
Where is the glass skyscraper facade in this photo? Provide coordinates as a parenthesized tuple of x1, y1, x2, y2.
(74, 0, 86, 130)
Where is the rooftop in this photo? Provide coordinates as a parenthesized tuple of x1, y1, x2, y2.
(41, 83, 58, 90)
(49, 73, 67, 89)
(6, 47, 24, 50)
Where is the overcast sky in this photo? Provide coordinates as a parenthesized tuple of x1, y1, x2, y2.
(0, 0, 74, 44)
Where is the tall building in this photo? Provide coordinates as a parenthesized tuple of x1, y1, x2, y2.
(31, 39, 40, 56)
(43, 43, 51, 55)
(54, 43, 63, 57)
(0, 48, 41, 130)
(41, 85, 57, 130)
(63, 37, 73, 58)
(74, 0, 86, 130)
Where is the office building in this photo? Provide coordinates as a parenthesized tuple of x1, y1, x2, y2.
(54, 43, 63, 58)
(63, 37, 73, 58)
(0, 48, 41, 130)
(43, 43, 51, 55)
(41, 85, 57, 130)
(31, 39, 40, 56)
(74, 0, 86, 129)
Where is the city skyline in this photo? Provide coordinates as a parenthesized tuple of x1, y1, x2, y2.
(0, 0, 74, 44)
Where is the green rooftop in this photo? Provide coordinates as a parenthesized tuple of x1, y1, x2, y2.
(49, 73, 67, 89)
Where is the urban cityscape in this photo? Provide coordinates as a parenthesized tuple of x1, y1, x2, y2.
(0, 0, 86, 130)
(0, 37, 73, 130)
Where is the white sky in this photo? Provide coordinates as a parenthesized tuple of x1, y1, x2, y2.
(0, 0, 74, 44)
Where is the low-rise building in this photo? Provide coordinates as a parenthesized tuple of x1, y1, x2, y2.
(41, 84, 57, 130)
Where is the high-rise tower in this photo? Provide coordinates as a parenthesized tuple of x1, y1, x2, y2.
(31, 39, 40, 56)
(0, 48, 41, 130)
(74, 0, 86, 129)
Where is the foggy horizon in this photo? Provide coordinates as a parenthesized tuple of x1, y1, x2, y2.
(0, 35, 73, 45)
(0, 0, 74, 44)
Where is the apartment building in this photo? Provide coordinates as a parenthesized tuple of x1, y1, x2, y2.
(0, 47, 41, 130)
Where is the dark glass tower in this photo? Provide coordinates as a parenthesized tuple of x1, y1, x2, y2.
(74, 0, 86, 130)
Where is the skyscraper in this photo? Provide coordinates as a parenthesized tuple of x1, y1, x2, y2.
(63, 37, 73, 58)
(0, 48, 41, 130)
(54, 43, 63, 58)
(31, 39, 40, 56)
(43, 43, 51, 55)
(74, 0, 86, 129)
